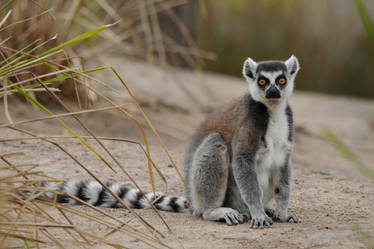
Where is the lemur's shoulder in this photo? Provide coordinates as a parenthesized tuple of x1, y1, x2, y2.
(188, 93, 268, 159)
(204, 93, 270, 140)
(189, 94, 244, 148)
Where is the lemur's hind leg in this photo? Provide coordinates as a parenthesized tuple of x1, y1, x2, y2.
(190, 132, 244, 225)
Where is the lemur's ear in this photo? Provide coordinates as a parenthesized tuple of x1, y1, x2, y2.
(243, 58, 257, 80)
(285, 55, 300, 76)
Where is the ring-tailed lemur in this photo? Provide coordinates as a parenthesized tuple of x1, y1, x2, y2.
(19, 56, 299, 229)
(183, 55, 300, 228)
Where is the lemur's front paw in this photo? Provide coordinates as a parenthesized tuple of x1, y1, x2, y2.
(223, 210, 244, 225)
(273, 211, 300, 223)
(250, 213, 272, 229)
(264, 206, 275, 218)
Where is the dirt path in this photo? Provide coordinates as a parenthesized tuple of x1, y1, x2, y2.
(1, 57, 374, 248)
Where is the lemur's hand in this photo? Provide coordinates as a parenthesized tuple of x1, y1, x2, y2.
(250, 212, 272, 229)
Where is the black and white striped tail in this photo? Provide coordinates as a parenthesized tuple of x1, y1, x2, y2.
(27, 181, 189, 212)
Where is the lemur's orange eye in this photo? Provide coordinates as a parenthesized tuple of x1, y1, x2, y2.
(258, 79, 266, 86)
(278, 78, 286, 85)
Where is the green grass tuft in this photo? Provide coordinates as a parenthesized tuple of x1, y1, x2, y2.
(353, 224, 374, 249)
(321, 128, 374, 182)
(354, 0, 374, 48)
(0, 0, 14, 12)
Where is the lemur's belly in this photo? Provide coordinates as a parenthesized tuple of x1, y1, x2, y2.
(255, 109, 292, 204)
(255, 136, 291, 204)
(255, 154, 277, 205)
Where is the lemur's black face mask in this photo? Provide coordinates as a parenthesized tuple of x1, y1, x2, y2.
(265, 85, 281, 99)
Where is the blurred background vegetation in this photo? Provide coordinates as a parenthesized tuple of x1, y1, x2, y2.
(1, 0, 373, 100)
(196, 0, 374, 99)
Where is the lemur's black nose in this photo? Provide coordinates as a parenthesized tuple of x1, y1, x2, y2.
(265, 85, 281, 99)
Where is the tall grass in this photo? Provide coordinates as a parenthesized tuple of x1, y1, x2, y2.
(0, 0, 213, 105)
(0, 1, 192, 248)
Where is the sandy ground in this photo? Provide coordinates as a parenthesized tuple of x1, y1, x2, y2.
(1, 56, 374, 248)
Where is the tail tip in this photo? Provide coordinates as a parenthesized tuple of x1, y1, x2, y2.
(177, 196, 190, 209)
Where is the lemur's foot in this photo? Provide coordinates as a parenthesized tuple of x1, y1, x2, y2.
(250, 213, 272, 229)
(221, 209, 244, 225)
(275, 213, 300, 223)
(202, 208, 244, 225)
(265, 207, 300, 223)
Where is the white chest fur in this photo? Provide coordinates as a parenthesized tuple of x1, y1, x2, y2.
(255, 104, 292, 204)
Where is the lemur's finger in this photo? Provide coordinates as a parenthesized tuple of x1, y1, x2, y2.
(258, 221, 265, 229)
(226, 213, 234, 225)
(251, 218, 267, 229)
(264, 220, 272, 227)
(230, 216, 239, 225)
(250, 219, 257, 228)
(287, 213, 300, 223)
(265, 215, 273, 225)
(224, 215, 233, 225)
(235, 213, 244, 223)
(233, 214, 242, 224)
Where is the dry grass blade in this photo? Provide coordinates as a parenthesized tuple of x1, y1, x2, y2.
(0, 38, 52, 72)
(2, 78, 12, 123)
(0, 223, 74, 228)
(0, 151, 25, 157)
(149, 0, 167, 67)
(0, 8, 54, 32)
(0, 232, 45, 244)
(0, 104, 131, 128)
(111, 67, 185, 184)
(138, 0, 155, 63)
(47, 199, 170, 248)
(1, 87, 61, 97)
(0, 9, 12, 28)
(0, 67, 79, 92)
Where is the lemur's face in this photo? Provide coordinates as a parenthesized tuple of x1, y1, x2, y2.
(242, 56, 300, 103)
